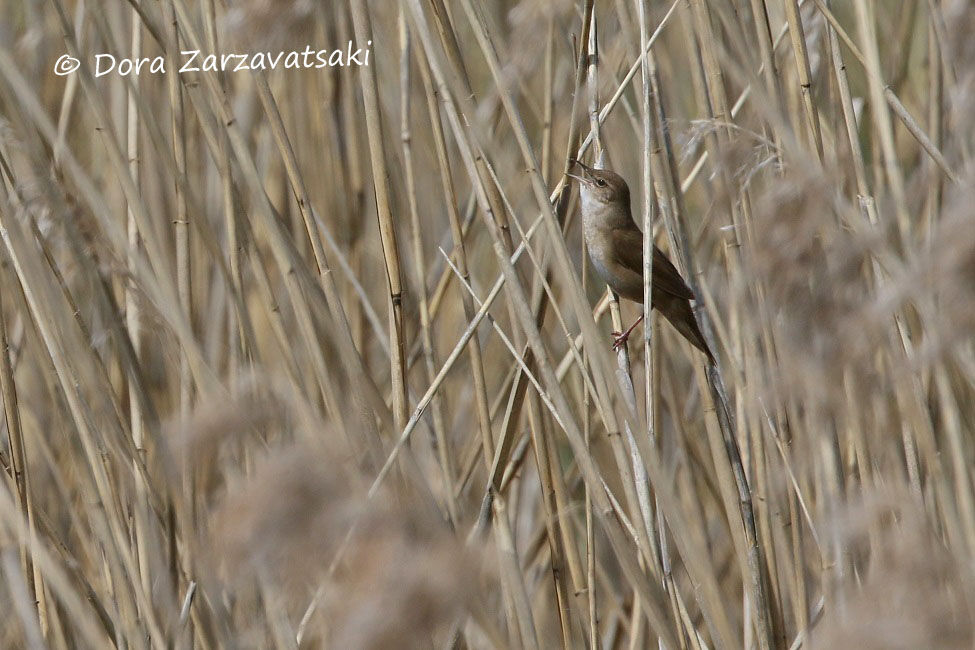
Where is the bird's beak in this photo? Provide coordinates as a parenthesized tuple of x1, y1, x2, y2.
(567, 158, 594, 185)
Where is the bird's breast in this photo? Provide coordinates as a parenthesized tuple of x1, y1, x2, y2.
(584, 228, 616, 289)
(581, 195, 638, 297)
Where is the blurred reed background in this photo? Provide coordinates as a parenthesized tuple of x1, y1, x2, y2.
(0, 0, 973, 648)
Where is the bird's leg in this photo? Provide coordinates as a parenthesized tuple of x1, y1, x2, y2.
(611, 314, 645, 351)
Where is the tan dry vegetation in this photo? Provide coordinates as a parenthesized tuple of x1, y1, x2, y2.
(0, 0, 973, 648)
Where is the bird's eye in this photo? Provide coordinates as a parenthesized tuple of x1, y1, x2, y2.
(596, 178, 607, 187)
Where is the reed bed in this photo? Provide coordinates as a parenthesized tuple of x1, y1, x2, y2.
(0, 0, 972, 648)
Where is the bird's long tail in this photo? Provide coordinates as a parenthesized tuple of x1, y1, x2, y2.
(659, 296, 716, 364)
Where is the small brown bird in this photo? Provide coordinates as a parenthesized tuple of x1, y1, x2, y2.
(569, 159, 714, 363)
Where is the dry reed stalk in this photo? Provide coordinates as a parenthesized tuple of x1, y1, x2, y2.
(0, 208, 37, 635)
(168, 1, 193, 421)
(348, 0, 409, 431)
(399, 12, 457, 525)
(686, 3, 782, 647)
(126, 3, 155, 622)
(783, 0, 825, 160)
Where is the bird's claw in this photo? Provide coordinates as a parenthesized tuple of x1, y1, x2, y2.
(611, 331, 628, 351)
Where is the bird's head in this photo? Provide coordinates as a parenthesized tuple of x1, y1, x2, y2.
(567, 159, 630, 217)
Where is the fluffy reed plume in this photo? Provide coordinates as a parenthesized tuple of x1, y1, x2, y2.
(212, 445, 478, 648)
(812, 492, 975, 650)
(0, 1, 972, 648)
(177, 392, 482, 648)
(743, 164, 884, 398)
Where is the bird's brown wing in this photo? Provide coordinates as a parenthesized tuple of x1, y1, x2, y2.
(609, 228, 695, 300)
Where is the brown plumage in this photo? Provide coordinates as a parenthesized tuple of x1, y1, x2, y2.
(569, 159, 715, 363)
